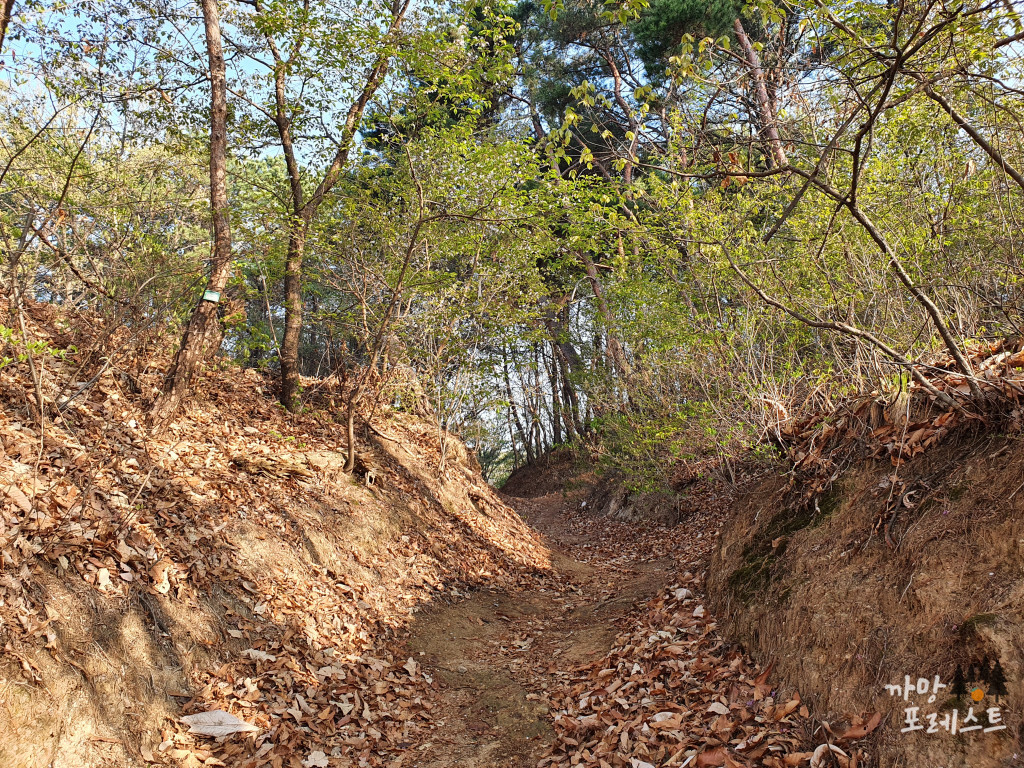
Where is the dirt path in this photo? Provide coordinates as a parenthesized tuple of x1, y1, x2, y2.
(401, 492, 675, 768)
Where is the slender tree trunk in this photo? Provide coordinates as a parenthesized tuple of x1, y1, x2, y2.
(342, 194, 424, 472)
(537, 345, 549, 452)
(558, 350, 583, 436)
(345, 398, 358, 470)
(543, 303, 586, 435)
(537, 424, 544, 458)
(503, 349, 532, 463)
(543, 301, 585, 377)
(265, 33, 308, 411)
(151, 0, 231, 426)
(258, 0, 412, 412)
(733, 18, 787, 169)
(545, 344, 562, 445)
(580, 251, 632, 378)
(506, 405, 520, 467)
(0, 0, 15, 56)
(279, 225, 306, 410)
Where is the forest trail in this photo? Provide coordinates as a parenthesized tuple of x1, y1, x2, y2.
(402, 491, 676, 767)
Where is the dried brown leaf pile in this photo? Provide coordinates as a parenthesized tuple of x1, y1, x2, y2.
(0, 302, 551, 766)
(779, 341, 1024, 486)
(540, 574, 808, 768)
(535, 503, 879, 768)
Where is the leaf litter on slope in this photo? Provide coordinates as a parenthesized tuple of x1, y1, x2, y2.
(0, 303, 553, 767)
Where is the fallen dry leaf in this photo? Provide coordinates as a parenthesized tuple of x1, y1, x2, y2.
(783, 752, 814, 766)
(242, 648, 276, 662)
(810, 743, 849, 768)
(840, 711, 882, 740)
(697, 747, 728, 767)
(755, 660, 775, 686)
(302, 751, 330, 768)
(180, 710, 259, 737)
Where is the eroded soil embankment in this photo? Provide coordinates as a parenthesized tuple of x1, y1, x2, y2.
(708, 435, 1024, 768)
(0, 309, 552, 768)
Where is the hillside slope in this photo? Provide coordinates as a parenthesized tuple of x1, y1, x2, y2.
(708, 435, 1024, 768)
(0, 302, 550, 767)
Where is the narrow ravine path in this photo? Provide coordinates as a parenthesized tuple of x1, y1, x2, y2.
(401, 491, 676, 767)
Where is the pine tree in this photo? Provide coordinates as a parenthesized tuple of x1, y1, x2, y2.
(950, 665, 968, 698)
(979, 656, 992, 686)
(989, 660, 1008, 701)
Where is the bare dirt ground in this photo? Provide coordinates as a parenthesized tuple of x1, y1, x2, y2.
(401, 491, 675, 768)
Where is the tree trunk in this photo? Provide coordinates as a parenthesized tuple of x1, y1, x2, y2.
(542, 303, 586, 435)
(543, 301, 585, 377)
(261, 0, 412, 412)
(279, 225, 306, 411)
(529, 344, 546, 456)
(151, 0, 232, 426)
(346, 398, 357, 471)
(557, 349, 583, 436)
(580, 251, 632, 378)
(733, 18, 787, 169)
(0, 0, 15, 55)
(503, 349, 532, 463)
(506, 406, 520, 466)
(545, 344, 562, 445)
(341, 203, 425, 473)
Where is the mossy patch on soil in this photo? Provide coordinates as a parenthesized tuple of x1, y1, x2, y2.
(959, 612, 1000, 640)
(709, 435, 1024, 768)
(727, 487, 837, 603)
